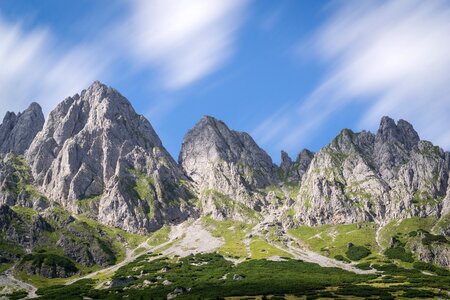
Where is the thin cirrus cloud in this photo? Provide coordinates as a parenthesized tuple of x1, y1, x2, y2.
(0, 0, 248, 116)
(253, 0, 450, 155)
(0, 15, 107, 115)
(118, 0, 249, 90)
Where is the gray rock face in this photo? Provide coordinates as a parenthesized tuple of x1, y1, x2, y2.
(279, 149, 314, 183)
(179, 116, 278, 220)
(407, 231, 450, 268)
(280, 151, 293, 171)
(26, 81, 192, 233)
(295, 117, 449, 226)
(0, 154, 49, 209)
(0, 103, 44, 154)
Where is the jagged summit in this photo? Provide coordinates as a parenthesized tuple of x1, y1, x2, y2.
(0, 102, 44, 154)
(376, 116, 419, 150)
(25, 82, 191, 233)
(296, 115, 449, 226)
(179, 114, 279, 220)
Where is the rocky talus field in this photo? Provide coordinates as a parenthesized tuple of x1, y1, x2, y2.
(0, 82, 449, 299)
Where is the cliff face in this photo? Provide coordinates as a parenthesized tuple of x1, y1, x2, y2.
(0, 102, 44, 154)
(25, 81, 193, 233)
(179, 116, 279, 220)
(295, 117, 449, 226)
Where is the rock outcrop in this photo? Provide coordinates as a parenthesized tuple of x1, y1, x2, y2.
(179, 116, 278, 220)
(26, 81, 192, 233)
(0, 103, 44, 154)
(278, 149, 314, 183)
(295, 117, 449, 226)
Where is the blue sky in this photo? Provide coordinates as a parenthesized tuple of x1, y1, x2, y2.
(1, 0, 450, 163)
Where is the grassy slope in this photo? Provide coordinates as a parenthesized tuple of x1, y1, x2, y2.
(249, 236, 292, 259)
(202, 217, 253, 258)
(378, 217, 437, 249)
(289, 222, 380, 261)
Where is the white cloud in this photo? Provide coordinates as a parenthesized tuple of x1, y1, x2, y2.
(119, 0, 248, 89)
(254, 0, 450, 154)
(0, 16, 107, 115)
(0, 0, 248, 118)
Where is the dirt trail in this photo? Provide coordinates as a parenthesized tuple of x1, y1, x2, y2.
(375, 221, 386, 252)
(266, 233, 377, 275)
(0, 268, 37, 299)
(65, 235, 174, 285)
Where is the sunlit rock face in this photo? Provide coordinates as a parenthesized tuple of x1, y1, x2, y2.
(0, 102, 44, 154)
(179, 115, 279, 220)
(26, 81, 193, 233)
(295, 117, 450, 226)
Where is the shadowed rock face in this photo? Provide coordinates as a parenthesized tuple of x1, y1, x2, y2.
(0, 102, 44, 154)
(179, 116, 279, 220)
(26, 81, 192, 233)
(296, 117, 450, 226)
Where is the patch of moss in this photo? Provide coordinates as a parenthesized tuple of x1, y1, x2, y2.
(130, 169, 156, 219)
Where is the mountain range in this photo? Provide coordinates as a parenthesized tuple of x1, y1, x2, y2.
(0, 81, 449, 299)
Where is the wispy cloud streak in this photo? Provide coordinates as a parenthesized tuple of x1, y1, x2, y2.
(118, 0, 249, 89)
(254, 0, 450, 154)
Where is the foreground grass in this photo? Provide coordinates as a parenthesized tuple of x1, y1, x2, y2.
(36, 252, 450, 299)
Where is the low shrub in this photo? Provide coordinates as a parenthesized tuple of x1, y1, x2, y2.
(422, 233, 448, 245)
(334, 255, 350, 263)
(355, 262, 371, 270)
(384, 246, 414, 263)
(345, 245, 371, 261)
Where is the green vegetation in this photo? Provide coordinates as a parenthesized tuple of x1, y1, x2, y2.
(354, 262, 372, 270)
(4, 290, 28, 300)
(421, 231, 449, 245)
(345, 245, 371, 261)
(203, 189, 261, 222)
(334, 254, 350, 263)
(413, 261, 450, 276)
(77, 215, 146, 250)
(433, 213, 450, 234)
(411, 190, 442, 207)
(249, 237, 292, 259)
(202, 217, 252, 258)
(10, 206, 37, 222)
(378, 217, 436, 249)
(147, 225, 171, 247)
(19, 252, 78, 275)
(37, 251, 450, 299)
(289, 222, 379, 259)
(5, 155, 45, 199)
(130, 169, 156, 219)
(384, 246, 414, 263)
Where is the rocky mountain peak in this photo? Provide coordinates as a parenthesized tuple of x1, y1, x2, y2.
(179, 115, 278, 220)
(296, 149, 315, 167)
(180, 115, 275, 174)
(0, 102, 44, 154)
(376, 116, 419, 150)
(26, 82, 191, 233)
(280, 150, 293, 171)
